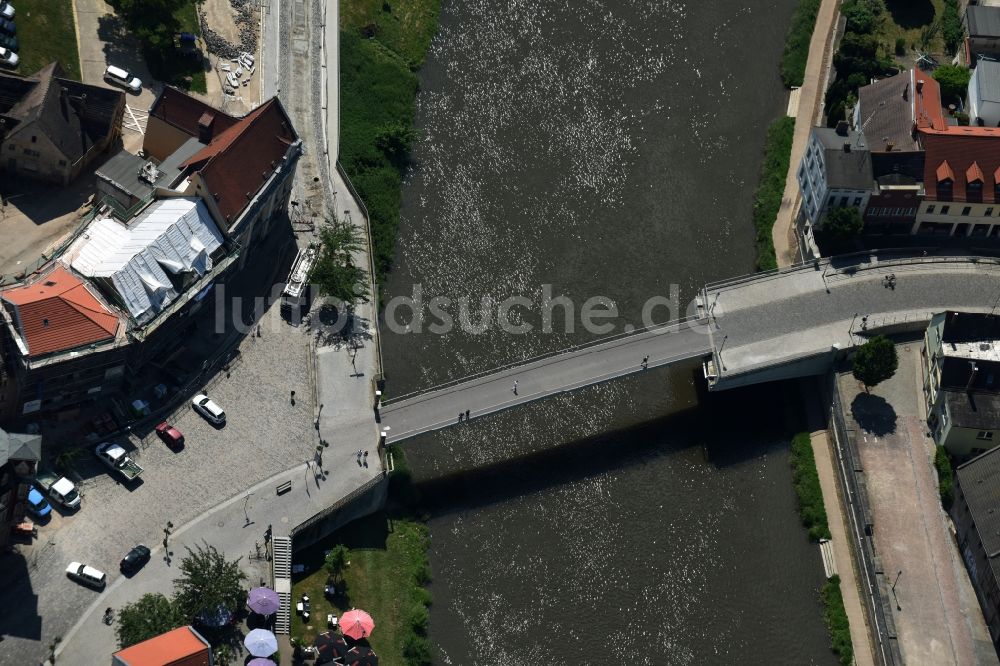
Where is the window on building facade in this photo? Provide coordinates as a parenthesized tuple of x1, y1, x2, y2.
(977, 431, 994, 441)
(987, 208, 995, 217)
(854, 197, 862, 206)
(963, 206, 972, 216)
(927, 205, 935, 214)
(840, 196, 849, 207)
(828, 196, 836, 207)
(22, 149, 39, 157)
(941, 205, 950, 214)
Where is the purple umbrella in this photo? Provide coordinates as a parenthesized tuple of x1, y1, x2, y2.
(248, 660, 276, 666)
(248, 586, 281, 616)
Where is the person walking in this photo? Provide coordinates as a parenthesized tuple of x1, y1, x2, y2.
(512, 380, 518, 395)
(465, 409, 470, 420)
(642, 355, 649, 369)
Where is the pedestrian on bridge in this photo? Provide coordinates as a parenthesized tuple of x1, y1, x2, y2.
(642, 355, 649, 369)
(512, 380, 518, 395)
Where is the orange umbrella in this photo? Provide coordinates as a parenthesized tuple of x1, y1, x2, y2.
(340, 608, 375, 640)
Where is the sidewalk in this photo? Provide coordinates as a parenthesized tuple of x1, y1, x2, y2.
(772, 0, 840, 267)
(811, 429, 876, 666)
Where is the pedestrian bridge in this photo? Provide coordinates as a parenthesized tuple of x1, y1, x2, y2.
(380, 252, 1000, 444)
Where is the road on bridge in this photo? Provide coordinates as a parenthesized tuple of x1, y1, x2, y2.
(379, 319, 712, 443)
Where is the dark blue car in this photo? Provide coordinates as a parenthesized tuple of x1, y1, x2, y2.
(0, 18, 14, 34)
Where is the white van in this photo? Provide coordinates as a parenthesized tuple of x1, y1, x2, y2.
(103, 65, 141, 93)
(66, 562, 107, 589)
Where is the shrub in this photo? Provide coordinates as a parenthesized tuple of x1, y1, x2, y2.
(821, 575, 854, 665)
(781, 0, 822, 87)
(789, 433, 831, 541)
(941, 0, 964, 53)
(403, 633, 433, 665)
(934, 445, 954, 509)
(823, 207, 864, 240)
(843, 1, 877, 34)
(408, 603, 429, 635)
(934, 64, 971, 103)
(751, 116, 795, 271)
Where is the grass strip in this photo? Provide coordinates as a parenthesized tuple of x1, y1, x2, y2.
(820, 575, 854, 665)
(13, 0, 82, 80)
(752, 116, 794, 272)
(789, 431, 831, 541)
(780, 0, 822, 88)
(339, 0, 441, 284)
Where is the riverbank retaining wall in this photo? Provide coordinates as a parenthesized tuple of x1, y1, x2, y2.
(290, 474, 388, 551)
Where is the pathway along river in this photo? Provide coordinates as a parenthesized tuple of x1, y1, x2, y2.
(381, 1, 836, 663)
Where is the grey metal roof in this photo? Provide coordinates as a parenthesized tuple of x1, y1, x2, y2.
(96, 150, 155, 200)
(0, 429, 41, 466)
(944, 390, 1000, 429)
(967, 6, 1000, 38)
(96, 138, 201, 201)
(974, 59, 1000, 104)
(811, 127, 874, 190)
(857, 72, 921, 152)
(956, 446, 1000, 584)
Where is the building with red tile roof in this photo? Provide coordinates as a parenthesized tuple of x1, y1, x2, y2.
(111, 626, 213, 666)
(912, 125, 1000, 236)
(0, 265, 120, 358)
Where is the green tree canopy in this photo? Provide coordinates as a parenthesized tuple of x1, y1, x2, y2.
(934, 65, 971, 102)
(173, 543, 247, 624)
(823, 206, 864, 240)
(115, 593, 186, 649)
(324, 544, 349, 583)
(852, 335, 898, 391)
(109, 0, 185, 51)
(310, 221, 370, 306)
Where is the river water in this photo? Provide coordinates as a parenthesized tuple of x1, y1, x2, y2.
(380, 0, 836, 663)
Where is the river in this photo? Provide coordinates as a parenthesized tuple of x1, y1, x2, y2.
(380, 0, 837, 663)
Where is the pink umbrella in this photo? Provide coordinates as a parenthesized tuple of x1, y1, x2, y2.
(247, 660, 276, 666)
(340, 608, 375, 640)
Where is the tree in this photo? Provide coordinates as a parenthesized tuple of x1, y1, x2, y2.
(324, 544, 349, 583)
(109, 0, 185, 52)
(173, 543, 247, 625)
(852, 335, 898, 391)
(310, 221, 370, 306)
(823, 206, 864, 240)
(116, 593, 186, 648)
(842, 1, 877, 34)
(375, 122, 418, 169)
(933, 64, 971, 103)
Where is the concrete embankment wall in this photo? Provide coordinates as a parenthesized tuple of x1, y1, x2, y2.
(290, 475, 389, 551)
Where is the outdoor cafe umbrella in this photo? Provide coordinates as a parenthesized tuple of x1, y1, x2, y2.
(314, 631, 349, 664)
(247, 659, 276, 666)
(244, 628, 279, 657)
(248, 586, 281, 616)
(340, 609, 375, 640)
(344, 645, 379, 666)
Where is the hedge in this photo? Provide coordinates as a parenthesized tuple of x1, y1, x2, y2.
(789, 432, 831, 541)
(821, 575, 854, 665)
(751, 116, 795, 272)
(780, 0, 823, 87)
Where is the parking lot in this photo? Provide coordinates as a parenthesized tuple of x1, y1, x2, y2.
(0, 244, 319, 664)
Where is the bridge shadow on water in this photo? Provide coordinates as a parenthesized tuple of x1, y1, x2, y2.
(411, 374, 814, 517)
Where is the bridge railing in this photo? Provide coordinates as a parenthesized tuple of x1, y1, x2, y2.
(705, 248, 1000, 294)
(380, 315, 708, 406)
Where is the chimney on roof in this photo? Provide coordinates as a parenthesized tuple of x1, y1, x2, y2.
(835, 120, 850, 137)
(917, 79, 924, 93)
(886, 141, 894, 152)
(197, 112, 215, 144)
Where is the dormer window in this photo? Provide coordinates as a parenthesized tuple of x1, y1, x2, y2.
(967, 162, 985, 201)
(936, 160, 955, 200)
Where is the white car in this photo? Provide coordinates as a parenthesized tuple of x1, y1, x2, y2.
(103, 64, 141, 93)
(192, 394, 226, 425)
(66, 562, 107, 589)
(0, 2, 13, 20)
(0, 46, 16, 68)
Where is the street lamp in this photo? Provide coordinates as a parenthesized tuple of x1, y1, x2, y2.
(891, 570, 902, 611)
(243, 493, 254, 527)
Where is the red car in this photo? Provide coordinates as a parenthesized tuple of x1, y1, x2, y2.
(155, 422, 184, 448)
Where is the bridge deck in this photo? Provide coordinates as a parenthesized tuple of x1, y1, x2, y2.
(708, 254, 1000, 387)
(379, 319, 711, 443)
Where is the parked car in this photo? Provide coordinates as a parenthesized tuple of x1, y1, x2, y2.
(0, 17, 15, 34)
(66, 562, 107, 589)
(0, 2, 13, 20)
(26, 487, 51, 518)
(36, 470, 81, 510)
(155, 422, 184, 448)
(120, 544, 151, 575)
(103, 64, 141, 93)
(0, 33, 18, 51)
(0, 46, 16, 68)
(192, 394, 225, 426)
